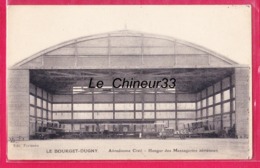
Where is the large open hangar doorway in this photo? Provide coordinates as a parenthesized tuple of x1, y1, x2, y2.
(8, 30, 249, 141)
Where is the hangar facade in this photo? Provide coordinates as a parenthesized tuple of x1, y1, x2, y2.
(8, 30, 249, 140)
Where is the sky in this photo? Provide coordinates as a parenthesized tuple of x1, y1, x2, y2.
(7, 5, 252, 67)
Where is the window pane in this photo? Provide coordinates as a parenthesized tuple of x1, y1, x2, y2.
(37, 98, 42, 107)
(223, 90, 230, 101)
(115, 103, 134, 110)
(73, 113, 92, 119)
(208, 96, 213, 106)
(135, 103, 142, 110)
(36, 108, 42, 118)
(215, 105, 221, 114)
(157, 112, 175, 119)
(43, 100, 47, 109)
(53, 113, 72, 120)
(156, 103, 175, 110)
(94, 112, 113, 119)
(53, 104, 71, 111)
(48, 112, 52, 120)
(135, 112, 142, 119)
(177, 103, 196, 110)
(178, 112, 195, 118)
(202, 99, 206, 108)
(202, 109, 207, 117)
(144, 103, 154, 110)
(208, 107, 213, 116)
(30, 95, 35, 105)
(224, 102, 230, 113)
(197, 101, 201, 109)
(74, 104, 92, 111)
(215, 93, 221, 103)
(94, 104, 113, 110)
(43, 110, 47, 118)
(144, 112, 154, 119)
(115, 112, 134, 119)
(197, 110, 201, 118)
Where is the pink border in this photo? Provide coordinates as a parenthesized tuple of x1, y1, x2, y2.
(1, 0, 260, 167)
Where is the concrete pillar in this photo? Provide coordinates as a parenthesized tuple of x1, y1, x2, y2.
(8, 69, 30, 141)
(234, 67, 250, 138)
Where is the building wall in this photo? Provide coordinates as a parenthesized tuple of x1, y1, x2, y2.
(8, 70, 30, 140)
(235, 67, 250, 138)
(196, 74, 236, 133)
(52, 92, 197, 132)
(29, 83, 53, 139)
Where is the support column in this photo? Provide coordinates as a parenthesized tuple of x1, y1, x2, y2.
(234, 68, 250, 138)
(8, 70, 30, 141)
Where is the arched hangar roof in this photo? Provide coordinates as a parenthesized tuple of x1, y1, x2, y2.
(13, 30, 239, 69)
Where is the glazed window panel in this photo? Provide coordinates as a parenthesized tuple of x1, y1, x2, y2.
(197, 101, 201, 109)
(197, 110, 201, 118)
(48, 102, 52, 110)
(156, 103, 175, 110)
(215, 93, 221, 103)
(135, 103, 142, 110)
(115, 112, 134, 119)
(53, 113, 72, 120)
(30, 95, 35, 105)
(73, 104, 92, 111)
(233, 87, 235, 98)
(223, 90, 230, 101)
(178, 112, 195, 118)
(215, 105, 221, 114)
(94, 103, 113, 110)
(73, 113, 92, 119)
(144, 112, 155, 119)
(94, 112, 113, 119)
(233, 101, 236, 111)
(202, 109, 207, 117)
(208, 96, 213, 106)
(53, 104, 71, 111)
(223, 114, 230, 128)
(43, 100, 47, 109)
(202, 99, 206, 108)
(48, 112, 52, 119)
(224, 102, 230, 113)
(177, 103, 196, 110)
(36, 108, 42, 118)
(157, 112, 175, 119)
(37, 98, 42, 107)
(135, 112, 142, 119)
(43, 110, 47, 119)
(208, 107, 213, 116)
(115, 103, 134, 111)
(144, 103, 155, 110)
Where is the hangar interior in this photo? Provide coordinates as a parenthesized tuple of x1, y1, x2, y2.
(8, 30, 249, 140)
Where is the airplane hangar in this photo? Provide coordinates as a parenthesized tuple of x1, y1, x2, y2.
(8, 30, 249, 140)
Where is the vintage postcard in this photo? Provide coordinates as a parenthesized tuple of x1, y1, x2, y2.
(7, 5, 252, 160)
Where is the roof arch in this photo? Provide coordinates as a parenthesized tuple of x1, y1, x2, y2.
(13, 30, 238, 69)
